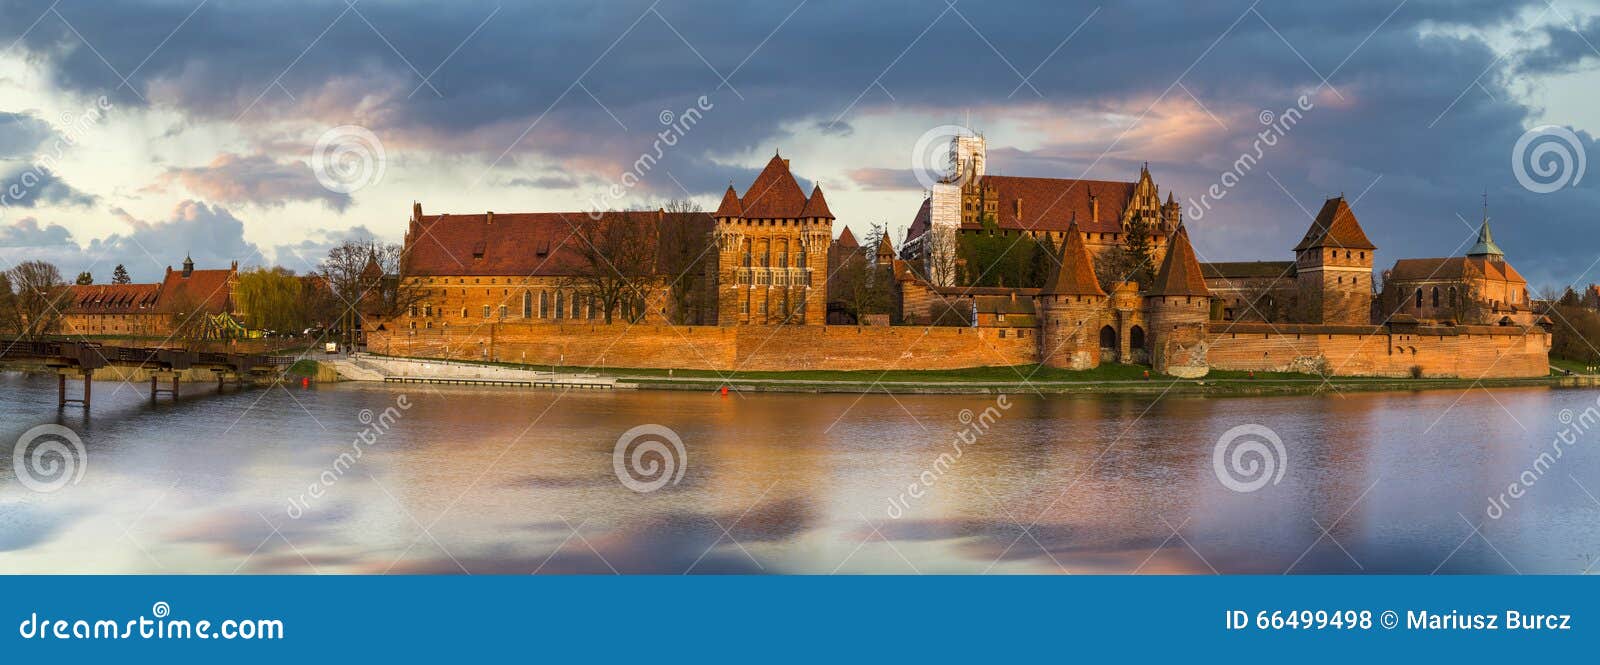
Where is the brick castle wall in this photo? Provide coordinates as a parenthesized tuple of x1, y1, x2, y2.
(368, 322, 1035, 372)
(1203, 323, 1549, 378)
(367, 320, 1549, 378)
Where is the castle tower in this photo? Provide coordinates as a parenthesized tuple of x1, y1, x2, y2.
(1143, 224, 1211, 376)
(1293, 196, 1375, 325)
(714, 154, 831, 325)
(1034, 219, 1106, 370)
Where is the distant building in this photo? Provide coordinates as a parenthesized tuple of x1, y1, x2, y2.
(59, 257, 240, 338)
(713, 153, 833, 325)
(1381, 211, 1535, 326)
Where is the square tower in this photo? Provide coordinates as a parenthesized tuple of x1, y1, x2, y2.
(1293, 196, 1376, 325)
(713, 153, 832, 325)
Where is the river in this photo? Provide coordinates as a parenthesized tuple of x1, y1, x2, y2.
(2, 372, 1598, 574)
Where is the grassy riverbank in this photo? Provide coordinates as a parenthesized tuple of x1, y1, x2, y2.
(359, 352, 1577, 396)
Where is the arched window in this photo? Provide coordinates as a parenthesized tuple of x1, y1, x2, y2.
(539, 291, 549, 318)
(523, 291, 532, 318)
(1414, 288, 1423, 309)
(1097, 325, 1117, 349)
(1130, 325, 1146, 350)
(1431, 287, 1439, 308)
(554, 290, 565, 319)
(571, 293, 582, 319)
(1448, 287, 1457, 307)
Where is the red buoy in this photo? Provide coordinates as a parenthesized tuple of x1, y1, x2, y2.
(720, 385, 728, 396)
(302, 377, 310, 388)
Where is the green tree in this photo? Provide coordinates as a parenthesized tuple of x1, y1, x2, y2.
(74, 271, 94, 285)
(111, 264, 131, 284)
(1120, 213, 1156, 287)
(236, 267, 308, 334)
(956, 214, 1044, 288)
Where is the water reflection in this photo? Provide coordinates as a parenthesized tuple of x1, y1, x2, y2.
(1, 371, 1597, 574)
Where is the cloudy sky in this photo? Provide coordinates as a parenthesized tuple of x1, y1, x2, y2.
(0, 0, 1598, 291)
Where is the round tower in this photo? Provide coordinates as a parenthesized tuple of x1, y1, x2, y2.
(1143, 224, 1211, 377)
(1034, 220, 1106, 370)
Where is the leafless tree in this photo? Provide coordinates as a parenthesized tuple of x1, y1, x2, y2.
(319, 239, 418, 347)
(924, 228, 961, 288)
(562, 211, 662, 324)
(656, 199, 714, 324)
(7, 260, 66, 339)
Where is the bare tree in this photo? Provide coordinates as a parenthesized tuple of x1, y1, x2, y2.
(656, 199, 713, 324)
(562, 211, 662, 324)
(319, 239, 418, 348)
(924, 228, 961, 287)
(7, 261, 66, 338)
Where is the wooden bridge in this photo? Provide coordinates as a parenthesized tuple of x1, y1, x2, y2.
(0, 338, 294, 408)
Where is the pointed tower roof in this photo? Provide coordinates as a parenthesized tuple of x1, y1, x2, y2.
(835, 226, 859, 248)
(1039, 220, 1105, 297)
(875, 230, 895, 259)
(800, 184, 835, 219)
(1467, 210, 1504, 260)
(740, 154, 809, 218)
(1148, 225, 1210, 297)
(714, 185, 743, 218)
(1295, 196, 1376, 251)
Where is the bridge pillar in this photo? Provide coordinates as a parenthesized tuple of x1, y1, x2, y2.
(151, 371, 180, 401)
(58, 368, 91, 409)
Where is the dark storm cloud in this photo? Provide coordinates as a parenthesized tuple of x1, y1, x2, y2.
(0, 162, 95, 208)
(0, 111, 56, 158)
(2, 0, 1597, 284)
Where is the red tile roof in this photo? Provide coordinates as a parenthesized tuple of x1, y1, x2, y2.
(739, 154, 809, 218)
(974, 175, 1136, 234)
(800, 184, 834, 219)
(1387, 256, 1526, 285)
(834, 226, 858, 249)
(403, 210, 714, 277)
(1295, 197, 1375, 251)
(907, 197, 931, 240)
(158, 268, 235, 315)
(1039, 221, 1105, 297)
(1148, 226, 1210, 297)
(63, 283, 162, 314)
(714, 185, 742, 218)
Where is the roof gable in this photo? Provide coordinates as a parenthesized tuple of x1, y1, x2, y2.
(835, 226, 858, 248)
(740, 154, 808, 218)
(714, 185, 742, 218)
(1295, 197, 1376, 251)
(1149, 226, 1210, 297)
(978, 175, 1135, 234)
(800, 184, 834, 219)
(1038, 221, 1105, 297)
(404, 210, 714, 277)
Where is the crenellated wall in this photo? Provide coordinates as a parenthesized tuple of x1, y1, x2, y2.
(366, 318, 1550, 378)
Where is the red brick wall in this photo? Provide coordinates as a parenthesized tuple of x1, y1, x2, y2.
(368, 323, 1037, 371)
(1203, 323, 1549, 378)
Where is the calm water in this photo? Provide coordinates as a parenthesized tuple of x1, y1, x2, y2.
(2, 371, 1599, 574)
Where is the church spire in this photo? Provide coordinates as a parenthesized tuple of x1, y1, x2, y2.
(1467, 192, 1505, 262)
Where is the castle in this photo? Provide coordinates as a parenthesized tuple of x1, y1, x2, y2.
(59, 257, 241, 338)
(370, 136, 1551, 379)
